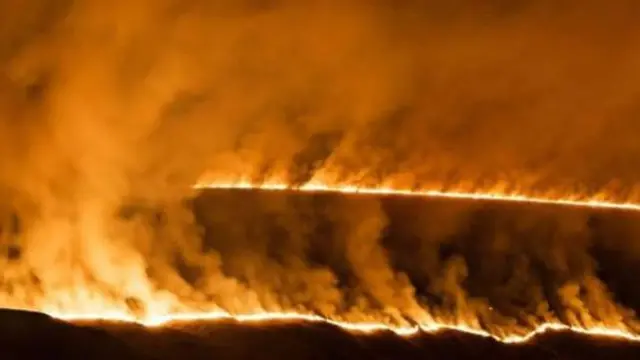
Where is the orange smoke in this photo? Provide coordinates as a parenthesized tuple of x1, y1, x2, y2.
(2, 0, 640, 351)
(2, 175, 638, 345)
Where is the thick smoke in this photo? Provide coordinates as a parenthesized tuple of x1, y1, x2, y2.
(0, 0, 639, 335)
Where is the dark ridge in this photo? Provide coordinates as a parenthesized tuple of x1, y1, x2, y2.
(1, 309, 639, 360)
(0, 309, 148, 360)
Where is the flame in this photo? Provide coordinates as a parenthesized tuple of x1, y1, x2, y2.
(42, 309, 640, 344)
(185, 175, 640, 343)
(3, 175, 640, 345)
(194, 177, 640, 212)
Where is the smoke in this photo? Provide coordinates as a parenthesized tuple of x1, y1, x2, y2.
(0, 0, 639, 335)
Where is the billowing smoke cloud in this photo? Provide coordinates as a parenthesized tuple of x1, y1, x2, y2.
(0, 0, 639, 336)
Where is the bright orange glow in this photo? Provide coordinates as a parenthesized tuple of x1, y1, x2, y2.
(46, 310, 640, 344)
(183, 176, 640, 343)
(4, 176, 640, 345)
(194, 177, 640, 212)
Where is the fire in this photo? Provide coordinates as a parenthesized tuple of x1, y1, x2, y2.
(184, 175, 640, 343)
(44, 309, 640, 344)
(194, 178, 640, 212)
(3, 175, 640, 345)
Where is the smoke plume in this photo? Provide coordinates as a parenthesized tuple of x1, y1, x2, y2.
(0, 0, 639, 336)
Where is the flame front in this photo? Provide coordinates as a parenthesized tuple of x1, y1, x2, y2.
(3, 0, 640, 348)
(0, 175, 638, 345)
(49, 310, 640, 344)
(196, 178, 640, 213)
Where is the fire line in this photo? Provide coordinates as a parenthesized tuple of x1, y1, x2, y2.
(194, 180, 640, 212)
(5, 179, 640, 345)
(49, 310, 640, 344)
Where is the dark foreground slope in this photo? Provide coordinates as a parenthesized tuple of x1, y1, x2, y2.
(1, 309, 639, 360)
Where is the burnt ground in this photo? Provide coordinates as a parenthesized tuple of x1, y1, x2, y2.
(0, 309, 639, 360)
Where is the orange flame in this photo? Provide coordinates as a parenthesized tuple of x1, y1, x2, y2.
(186, 176, 640, 343)
(46, 309, 640, 344)
(195, 178, 640, 212)
(3, 175, 640, 345)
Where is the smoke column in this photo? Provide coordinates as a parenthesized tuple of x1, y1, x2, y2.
(0, 0, 640, 339)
